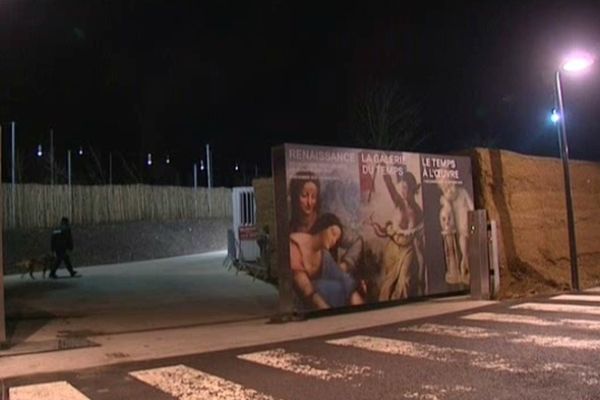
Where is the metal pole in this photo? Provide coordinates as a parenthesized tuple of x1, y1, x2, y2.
(50, 128, 54, 185)
(11, 122, 15, 185)
(11, 121, 16, 228)
(193, 163, 198, 189)
(206, 144, 212, 216)
(555, 70, 579, 291)
(67, 149, 72, 186)
(67, 150, 73, 220)
(0, 124, 5, 344)
(193, 163, 198, 217)
(206, 144, 212, 189)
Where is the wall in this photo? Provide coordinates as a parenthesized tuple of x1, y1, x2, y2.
(469, 148, 600, 297)
(253, 177, 278, 281)
(4, 218, 230, 275)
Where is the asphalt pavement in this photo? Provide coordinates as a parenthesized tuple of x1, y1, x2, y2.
(1, 250, 492, 382)
(5, 290, 600, 399)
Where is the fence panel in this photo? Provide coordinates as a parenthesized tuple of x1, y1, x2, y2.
(3, 184, 232, 229)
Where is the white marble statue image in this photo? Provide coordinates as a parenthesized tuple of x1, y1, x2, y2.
(437, 180, 473, 285)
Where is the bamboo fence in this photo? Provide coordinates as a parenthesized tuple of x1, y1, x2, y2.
(3, 184, 231, 229)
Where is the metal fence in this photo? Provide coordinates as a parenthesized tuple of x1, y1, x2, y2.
(3, 183, 232, 229)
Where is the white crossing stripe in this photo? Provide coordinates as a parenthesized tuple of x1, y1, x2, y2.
(327, 335, 526, 373)
(326, 335, 600, 385)
(462, 312, 600, 330)
(130, 364, 277, 400)
(9, 381, 90, 400)
(551, 294, 600, 302)
(404, 384, 476, 399)
(512, 302, 600, 315)
(399, 323, 600, 350)
(237, 348, 371, 381)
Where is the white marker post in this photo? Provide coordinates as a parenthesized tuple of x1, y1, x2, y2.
(193, 163, 198, 217)
(67, 150, 73, 220)
(206, 144, 213, 216)
(50, 128, 54, 185)
(11, 121, 16, 228)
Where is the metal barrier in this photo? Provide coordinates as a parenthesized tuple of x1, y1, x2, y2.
(468, 210, 500, 299)
(225, 187, 269, 282)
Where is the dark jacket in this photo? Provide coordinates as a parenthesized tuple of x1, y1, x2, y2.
(51, 225, 74, 253)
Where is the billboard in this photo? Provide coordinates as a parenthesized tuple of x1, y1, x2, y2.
(272, 144, 474, 312)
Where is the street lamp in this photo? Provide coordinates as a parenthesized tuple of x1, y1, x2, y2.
(550, 108, 560, 124)
(553, 51, 594, 292)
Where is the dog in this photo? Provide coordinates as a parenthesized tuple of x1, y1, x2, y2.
(16, 254, 56, 279)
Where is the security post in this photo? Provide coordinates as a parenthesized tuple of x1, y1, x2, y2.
(468, 209, 491, 300)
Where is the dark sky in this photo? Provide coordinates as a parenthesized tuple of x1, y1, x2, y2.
(2, 0, 600, 185)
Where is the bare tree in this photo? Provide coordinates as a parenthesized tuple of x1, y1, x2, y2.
(86, 147, 107, 184)
(117, 152, 142, 184)
(350, 78, 427, 151)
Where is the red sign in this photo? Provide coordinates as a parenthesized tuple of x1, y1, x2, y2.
(239, 226, 258, 241)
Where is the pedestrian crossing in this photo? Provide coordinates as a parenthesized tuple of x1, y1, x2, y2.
(328, 334, 528, 373)
(8, 291, 600, 399)
(461, 311, 600, 329)
(551, 294, 600, 302)
(512, 302, 600, 315)
(399, 322, 600, 349)
(236, 348, 372, 381)
(9, 381, 90, 400)
(130, 365, 277, 400)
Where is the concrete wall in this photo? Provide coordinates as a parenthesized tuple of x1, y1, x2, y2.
(253, 178, 278, 281)
(4, 218, 230, 275)
(469, 148, 600, 297)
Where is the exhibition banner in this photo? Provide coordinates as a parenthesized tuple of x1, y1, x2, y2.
(273, 144, 474, 312)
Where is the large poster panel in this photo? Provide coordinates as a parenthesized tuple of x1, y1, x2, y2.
(274, 144, 474, 312)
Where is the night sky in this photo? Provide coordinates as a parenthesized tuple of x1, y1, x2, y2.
(2, 1, 600, 186)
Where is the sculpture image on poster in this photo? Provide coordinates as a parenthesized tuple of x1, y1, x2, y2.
(421, 154, 474, 292)
(277, 144, 474, 312)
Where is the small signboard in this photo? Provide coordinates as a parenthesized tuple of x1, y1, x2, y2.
(239, 225, 258, 241)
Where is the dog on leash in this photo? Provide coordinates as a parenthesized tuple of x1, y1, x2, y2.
(16, 254, 56, 279)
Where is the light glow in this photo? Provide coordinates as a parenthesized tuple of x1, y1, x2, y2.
(551, 109, 560, 123)
(562, 53, 594, 72)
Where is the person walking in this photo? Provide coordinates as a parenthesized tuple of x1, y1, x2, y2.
(49, 217, 80, 278)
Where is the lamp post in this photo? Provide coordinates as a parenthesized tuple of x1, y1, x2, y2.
(553, 52, 594, 292)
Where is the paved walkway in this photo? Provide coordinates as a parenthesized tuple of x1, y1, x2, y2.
(1, 251, 494, 379)
(4, 251, 278, 343)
